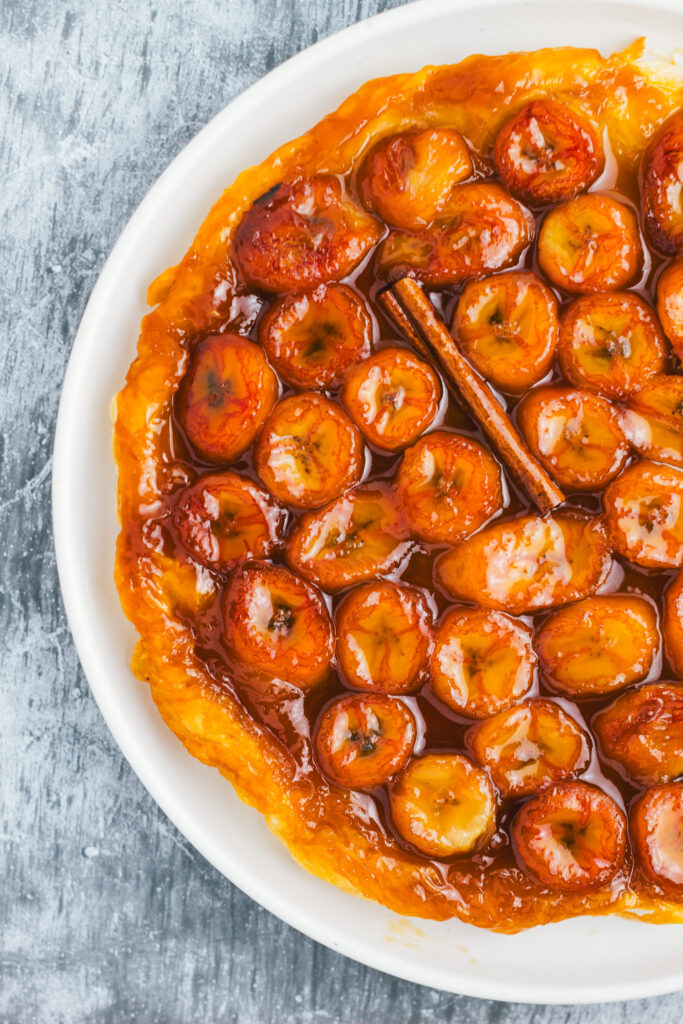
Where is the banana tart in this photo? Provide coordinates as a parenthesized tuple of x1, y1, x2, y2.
(114, 41, 683, 931)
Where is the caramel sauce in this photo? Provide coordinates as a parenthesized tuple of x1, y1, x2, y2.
(115, 41, 683, 929)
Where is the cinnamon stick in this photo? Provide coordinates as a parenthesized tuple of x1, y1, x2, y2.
(382, 278, 565, 516)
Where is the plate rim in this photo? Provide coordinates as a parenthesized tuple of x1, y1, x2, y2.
(52, 0, 683, 1004)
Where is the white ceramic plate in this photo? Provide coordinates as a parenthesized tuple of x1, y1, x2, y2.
(53, 0, 683, 1003)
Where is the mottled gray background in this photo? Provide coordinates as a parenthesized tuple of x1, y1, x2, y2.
(1, 0, 682, 1021)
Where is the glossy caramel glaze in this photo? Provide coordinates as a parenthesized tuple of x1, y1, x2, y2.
(114, 41, 683, 931)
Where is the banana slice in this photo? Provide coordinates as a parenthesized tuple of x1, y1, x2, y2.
(314, 693, 416, 790)
(222, 561, 334, 687)
(390, 753, 496, 857)
(254, 392, 363, 509)
(341, 346, 441, 451)
(396, 430, 503, 545)
(593, 682, 683, 785)
(358, 127, 473, 230)
(336, 580, 433, 694)
(538, 195, 642, 294)
(663, 569, 683, 678)
(631, 782, 683, 895)
(377, 182, 534, 287)
(657, 257, 683, 359)
(452, 271, 558, 394)
(437, 512, 612, 614)
(494, 99, 603, 206)
(512, 781, 626, 891)
(622, 374, 683, 468)
(469, 699, 590, 797)
(429, 607, 535, 719)
(178, 333, 278, 464)
(537, 595, 659, 697)
(603, 460, 683, 568)
(286, 485, 412, 591)
(642, 110, 683, 254)
(558, 292, 667, 400)
(258, 283, 372, 389)
(517, 385, 628, 489)
(171, 471, 284, 571)
(233, 175, 382, 294)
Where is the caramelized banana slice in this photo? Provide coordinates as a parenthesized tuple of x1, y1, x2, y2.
(315, 693, 416, 789)
(517, 385, 629, 489)
(178, 333, 278, 463)
(233, 175, 382, 294)
(512, 781, 626, 890)
(390, 753, 496, 857)
(336, 581, 432, 694)
(341, 347, 441, 451)
(558, 293, 667, 399)
(172, 471, 284, 571)
(470, 699, 590, 797)
(452, 271, 558, 394)
(286, 485, 412, 591)
(537, 596, 659, 697)
(642, 110, 683, 254)
(631, 782, 683, 895)
(396, 431, 503, 545)
(223, 562, 334, 687)
(656, 257, 683, 358)
(622, 374, 683, 468)
(593, 682, 683, 785)
(377, 182, 534, 287)
(258, 283, 372, 389)
(430, 607, 535, 719)
(437, 513, 612, 614)
(538, 195, 642, 294)
(494, 99, 603, 206)
(254, 393, 363, 509)
(358, 127, 473, 230)
(603, 461, 683, 568)
(663, 569, 683, 677)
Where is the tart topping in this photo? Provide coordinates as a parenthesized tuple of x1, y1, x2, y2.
(233, 175, 383, 294)
(537, 194, 642, 294)
(663, 569, 683, 678)
(258, 283, 372, 389)
(254, 393, 363, 509)
(537, 596, 659, 697)
(377, 182, 534, 286)
(512, 781, 626, 891)
(557, 292, 667, 400)
(494, 99, 603, 206)
(622, 374, 683, 468)
(469, 698, 590, 797)
(286, 485, 412, 591)
(642, 110, 683, 255)
(452, 271, 558, 394)
(390, 753, 496, 857)
(336, 580, 432, 694)
(172, 471, 284, 571)
(315, 693, 416, 789)
(656, 257, 683, 359)
(517, 385, 628, 490)
(603, 460, 683, 568)
(631, 783, 683, 894)
(222, 562, 334, 687)
(178, 333, 278, 464)
(359, 127, 473, 230)
(437, 513, 612, 614)
(593, 682, 683, 785)
(341, 346, 441, 451)
(396, 430, 504, 545)
(429, 607, 535, 719)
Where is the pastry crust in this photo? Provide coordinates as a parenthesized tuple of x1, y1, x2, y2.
(114, 41, 683, 931)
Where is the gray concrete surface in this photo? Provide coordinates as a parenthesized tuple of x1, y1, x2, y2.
(1, 0, 682, 1020)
